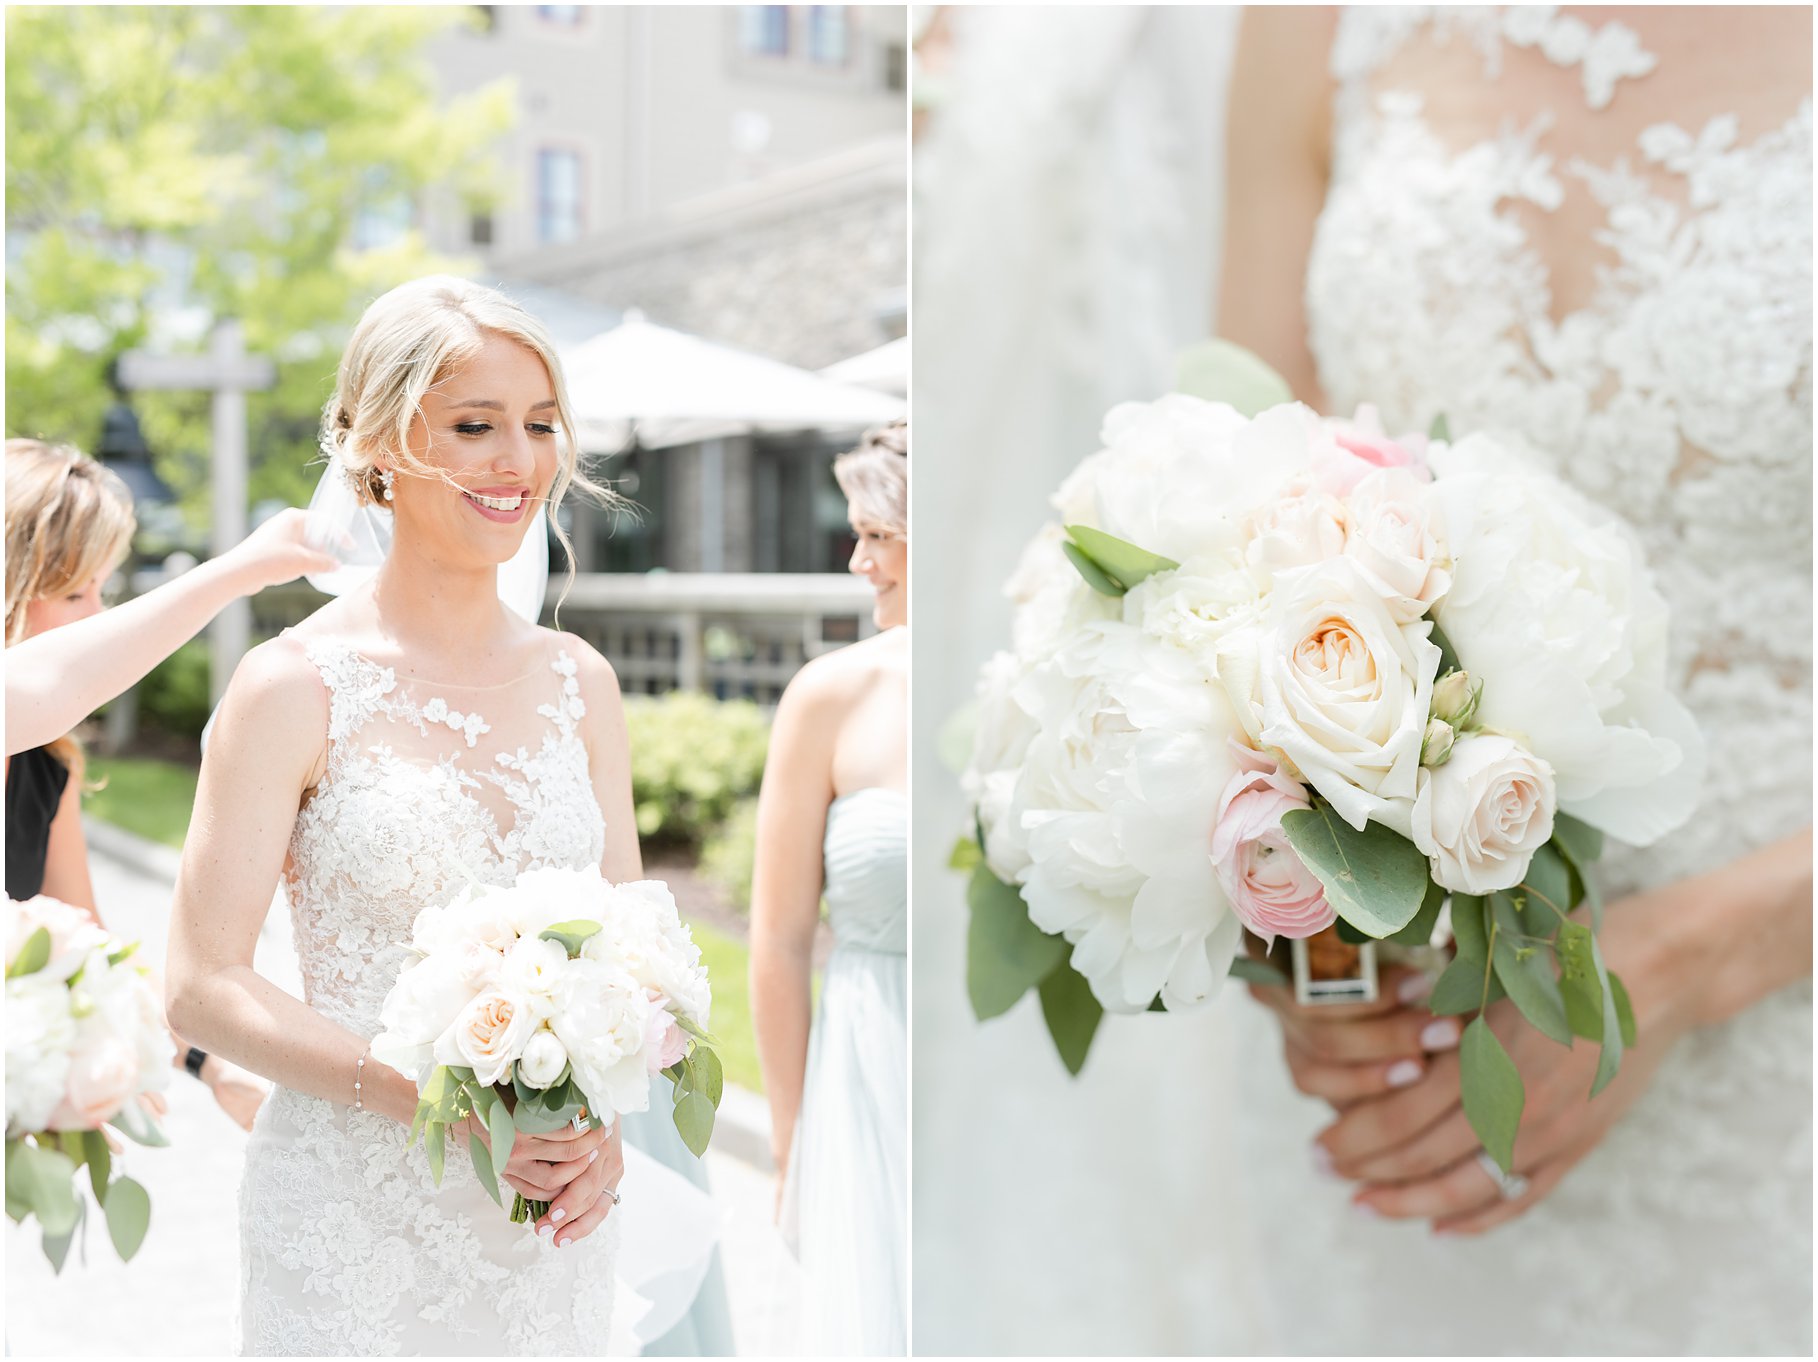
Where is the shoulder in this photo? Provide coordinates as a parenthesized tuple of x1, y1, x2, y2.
(776, 633, 901, 724)
(225, 632, 331, 713)
(209, 634, 331, 775)
(542, 629, 621, 695)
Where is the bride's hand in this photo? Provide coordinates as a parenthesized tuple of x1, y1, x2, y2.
(465, 1110, 612, 1222)
(1247, 962, 1459, 1109)
(531, 1119, 625, 1248)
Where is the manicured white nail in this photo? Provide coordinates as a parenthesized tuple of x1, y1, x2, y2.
(1385, 1059, 1423, 1088)
(1352, 1200, 1381, 1219)
(587, 1149, 598, 1165)
(557, 1236, 572, 1248)
(551, 1207, 566, 1223)
(1397, 972, 1436, 1004)
(1420, 1018, 1461, 1050)
(1311, 1144, 1337, 1177)
(537, 1224, 554, 1239)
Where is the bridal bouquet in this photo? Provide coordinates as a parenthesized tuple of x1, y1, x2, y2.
(5, 894, 172, 1269)
(957, 344, 1703, 1173)
(372, 865, 721, 1223)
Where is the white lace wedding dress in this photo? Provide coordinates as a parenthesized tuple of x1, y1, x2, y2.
(238, 635, 621, 1355)
(1224, 8, 1812, 1354)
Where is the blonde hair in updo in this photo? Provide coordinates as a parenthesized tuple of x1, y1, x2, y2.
(833, 419, 907, 536)
(320, 276, 619, 596)
(5, 438, 138, 775)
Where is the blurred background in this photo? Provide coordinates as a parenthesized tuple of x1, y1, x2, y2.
(6, 5, 905, 1353)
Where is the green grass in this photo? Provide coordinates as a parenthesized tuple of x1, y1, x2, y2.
(84, 755, 198, 850)
(82, 754, 771, 1095)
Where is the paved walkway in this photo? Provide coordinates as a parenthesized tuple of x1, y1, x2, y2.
(5, 824, 799, 1356)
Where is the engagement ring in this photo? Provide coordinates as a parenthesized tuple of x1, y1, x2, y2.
(1475, 1150, 1529, 1202)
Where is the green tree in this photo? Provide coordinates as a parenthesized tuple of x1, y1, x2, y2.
(5, 6, 516, 530)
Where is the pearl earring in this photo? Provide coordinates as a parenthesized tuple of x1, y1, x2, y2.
(378, 468, 395, 501)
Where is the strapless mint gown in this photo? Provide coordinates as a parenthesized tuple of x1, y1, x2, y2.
(781, 788, 908, 1355)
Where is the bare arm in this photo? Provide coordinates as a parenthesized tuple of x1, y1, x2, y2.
(570, 637, 643, 885)
(749, 662, 843, 1173)
(163, 636, 419, 1125)
(6, 509, 336, 756)
(1215, 5, 1339, 410)
(39, 768, 98, 916)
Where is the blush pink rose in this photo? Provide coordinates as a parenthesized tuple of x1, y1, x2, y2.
(49, 1034, 139, 1130)
(643, 1009, 688, 1074)
(1209, 743, 1335, 944)
(1316, 404, 1430, 498)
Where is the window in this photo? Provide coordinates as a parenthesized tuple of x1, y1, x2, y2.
(469, 211, 494, 247)
(535, 149, 583, 244)
(738, 6, 789, 57)
(806, 6, 848, 65)
(535, 5, 584, 25)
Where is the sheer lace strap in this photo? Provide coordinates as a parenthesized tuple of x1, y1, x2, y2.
(298, 638, 397, 763)
(1331, 6, 1657, 111)
(537, 647, 588, 741)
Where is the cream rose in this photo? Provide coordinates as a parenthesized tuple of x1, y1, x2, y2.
(1343, 467, 1451, 622)
(1244, 476, 1349, 583)
(1258, 558, 1441, 835)
(1411, 734, 1557, 895)
(433, 987, 535, 1088)
(49, 1029, 139, 1130)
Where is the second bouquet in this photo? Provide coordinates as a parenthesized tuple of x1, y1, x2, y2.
(371, 865, 721, 1224)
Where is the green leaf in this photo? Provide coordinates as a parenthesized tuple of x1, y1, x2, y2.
(1427, 621, 1463, 680)
(538, 920, 603, 959)
(425, 1121, 446, 1185)
(966, 863, 1067, 1021)
(1146, 995, 1168, 1013)
(1490, 895, 1572, 1045)
(1428, 953, 1488, 1015)
(1279, 805, 1429, 937)
(5, 1142, 31, 1222)
(1061, 540, 1126, 598)
(1549, 816, 1605, 927)
(467, 1130, 502, 1207)
(103, 1175, 151, 1261)
(948, 835, 982, 873)
(1063, 525, 1180, 594)
(674, 1088, 715, 1158)
(83, 1129, 112, 1205)
(1428, 412, 1452, 443)
(1450, 894, 1488, 961)
(1607, 970, 1639, 1049)
(1388, 878, 1447, 947)
(7, 926, 52, 978)
(1516, 844, 1573, 925)
(486, 1093, 515, 1175)
(105, 941, 140, 966)
(1228, 954, 1287, 987)
(1036, 964, 1103, 1077)
(1588, 937, 1624, 1097)
(1556, 922, 1604, 1042)
(42, 1197, 83, 1274)
(14, 1142, 79, 1235)
(1459, 1017, 1524, 1175)
(675, 1013, 722, 1048)
(1334, 917, 1372, 945)
(694, 1045, 725, 1108)
(1174, 338, 1294, 417)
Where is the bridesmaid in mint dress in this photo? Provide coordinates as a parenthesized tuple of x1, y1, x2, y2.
(750, 423, 909, 1355)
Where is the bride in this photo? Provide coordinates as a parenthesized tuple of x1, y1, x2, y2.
(166, 277, 634, 1355)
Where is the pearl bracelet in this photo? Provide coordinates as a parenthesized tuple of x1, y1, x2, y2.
(354, 1045, 370, 1112)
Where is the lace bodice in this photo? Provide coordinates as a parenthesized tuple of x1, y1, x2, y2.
(823, 789, 908, 956)
(284, 637, 605, 1035)
(1241, 10, 1814, 1353)
(240, 632, 616, 1357)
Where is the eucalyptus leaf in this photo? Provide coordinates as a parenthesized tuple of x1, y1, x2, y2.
(7, 926, 51, 978)
(1174, 337, 1294, 417)
(1608, 970, 1638, 1049)
(83, 1129, 111, 1205)
(108, 1100, 169, 1147)
(1388, 878, 1448, 947)
(695, 1046, 725, 1107)
(1146, 996, 1168, 1013)
(675, 1014, 722, 1048)
(1279, 806, 1428, 937)
(425, 1121, 446, 1185)
(1549, 816, 1605, 928)
(1228, 955, 1287, 987)
(42, 1198, 83, 1274)
(538, 919, 603, 959)
(1428, 412, 1452, 443)
(1516, 844, 1573, 924)
(103, 1175, 151, 1261)
(674, 1089, 715, 1158)
(1449, 894, 1488, 960)
(1037, 963, 1103, 1077)
(1588, 937, 1625, 1097)
(1064, 524, 1181, 593)
(1556, 922, 1604, 1042)
(966, 863, 1067, 1020)
(467, 1131, 502, 1206)
(948, 835, 982, 873)
(1061, 540, 1125, 598)
(15, 1142, 79, 1235)
(1459, 1018, 1524, 1175)
(1428, 953, 1488, 1016)
(1427, 621, 1463, 680)
(1490, 895, 1572, 1045)
(487, 1093, 515, 1175)
(5, 1141, 31, 1222)
(1334, 918, 1372, 945)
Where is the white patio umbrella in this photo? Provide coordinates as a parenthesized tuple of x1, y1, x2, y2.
(562, 314, 905, 451)
(818, 335, 908, 396)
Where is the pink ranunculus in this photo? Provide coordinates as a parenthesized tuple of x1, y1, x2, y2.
(1316, 404, 1430, 498)
(1209, 743, 1335, 944)
(49, 1034, 139, 1130)
(643, 1009, 688, 1074)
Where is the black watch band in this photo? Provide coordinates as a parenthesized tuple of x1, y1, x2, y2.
(184, 1046, 209, 1080)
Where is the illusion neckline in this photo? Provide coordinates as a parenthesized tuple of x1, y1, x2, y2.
(300, 633, 565, 692)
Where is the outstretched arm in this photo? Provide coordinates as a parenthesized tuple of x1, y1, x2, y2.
(6, 509, 335, 756)
(749, 663, 843, 1179)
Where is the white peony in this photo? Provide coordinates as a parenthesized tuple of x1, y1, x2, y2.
(1411, 734, 1557, 895)
(517, 1027, 569, 1090)
(372, 951, 482, 1079)
(1429, 435, 1705, 844)
(552, 960, 656, 1116)
(499, 935, 571, 1023)
(963, 650, 1042, 884)
(6, 971, 75, 1135)
(1258, 557, 1441, 835)
(1244, 476, 1349, 583)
